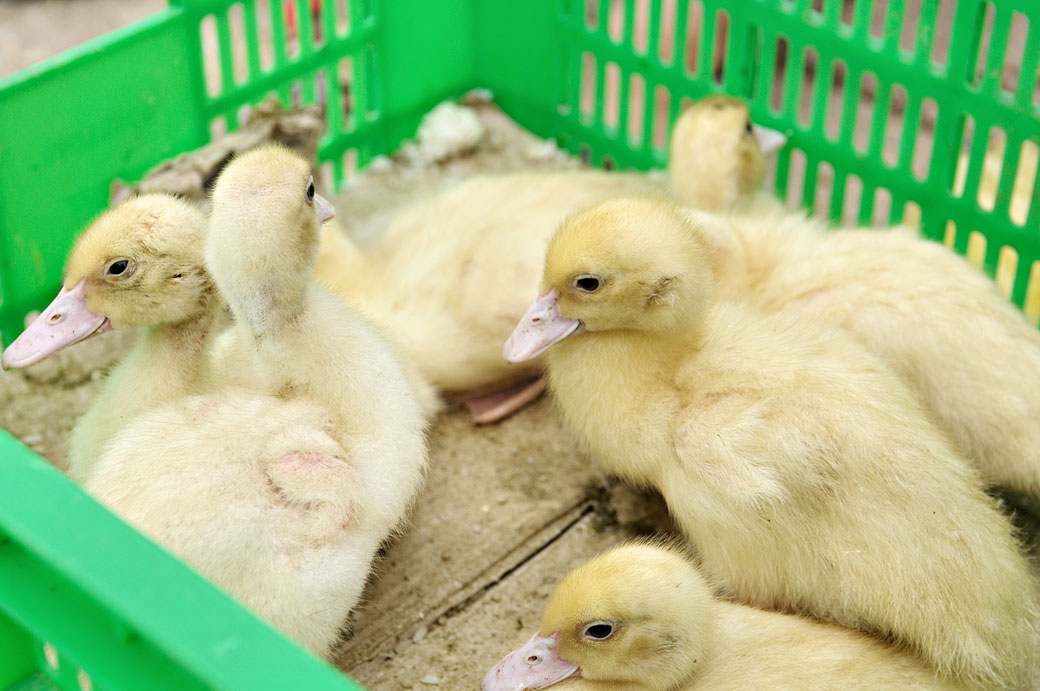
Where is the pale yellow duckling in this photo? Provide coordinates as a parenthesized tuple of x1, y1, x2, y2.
(668, 94, 785, 212)
(671, 100, 1040, 497)
(1, 195, 219, 481)
(504, 197, 1039, 689)
(205, 144, 427, 535)
(483, 543, 963, 690)
(84, 390, 373, 657)
(316, 169, 665, 423)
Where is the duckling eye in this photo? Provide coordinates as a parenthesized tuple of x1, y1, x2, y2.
(107, 259, 129, 276)
(582, 622, 614, 640)
(306, 179, 315, 203)
(575, 275, 601, 292)
(744, 119, 753, 134)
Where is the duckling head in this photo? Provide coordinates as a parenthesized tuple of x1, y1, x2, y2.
(207, 145, 335, 334)
(2, 194, 210, 369)
(482, 542, 714, 691)
(668, 94, 786, 209)
(504, 197, 714, 362)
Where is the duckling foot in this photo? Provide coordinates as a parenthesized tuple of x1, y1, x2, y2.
(462, 377, 547, 425)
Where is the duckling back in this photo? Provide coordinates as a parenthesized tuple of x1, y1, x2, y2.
(83, 389, 378, 657)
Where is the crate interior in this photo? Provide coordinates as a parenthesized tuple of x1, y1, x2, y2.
(0, 0, 1038, 689)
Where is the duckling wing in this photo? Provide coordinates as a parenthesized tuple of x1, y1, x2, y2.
(671, 392, 789, 510)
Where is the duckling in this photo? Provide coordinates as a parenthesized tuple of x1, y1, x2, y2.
(83, 389, 387, 657)
(1, 194, 219, 481)
(504, 197, 1039, 689)
(316, 169, 666, 423)
(205, 144, 427, 537)
(668, 94, 786, 212)
(670, 97, 1040, 497)
(483, 542, 963, 690)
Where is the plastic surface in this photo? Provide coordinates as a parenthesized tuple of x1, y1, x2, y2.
(0, 0, 1038, 689)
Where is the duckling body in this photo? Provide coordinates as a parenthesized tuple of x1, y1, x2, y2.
(205, 144, 427, 558)
(670, 95, 1040, 497)
(84, 389, 375, 656)
(317, 170, 665, 421)
(484, 544, 962, 691)
(720, 212, 1040, 495)
(505, 198, 1039, 689)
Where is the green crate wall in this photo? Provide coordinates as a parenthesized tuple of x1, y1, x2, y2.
(0, 0, 1038, 689)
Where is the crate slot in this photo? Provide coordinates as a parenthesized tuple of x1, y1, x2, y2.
(898, 0, 921, 54)
(794, 47, 816, 127)
(627, 72, 646, 145)
(785, 148, 808, 209)
(841, 173, 864, 226)
(881, 84, 907, 167)
(995, 245, 1019, 299)
(977, 126, 1007, 212)
(602, 61, 620, 132)
(910, 97, 938, 181)
(903, 200, 922, 230)
(684, 0, 704, 76)
(769, 34, 790, 114)
(1025, 262, 1040, 326)
(201, 15, 223, 97)
(813, 160, 836, 219)
(652, 84, 671, 149)
(872, 186, 893, 226)
(658, 0, 677, 64)
(580, 51, 598, 122)
(929, 0, 957, 66)
(966, 229, 987, 268)
(1010, 140, 1038, 225)
(607, 0, 625, 42)
(711, 9, 729, 84)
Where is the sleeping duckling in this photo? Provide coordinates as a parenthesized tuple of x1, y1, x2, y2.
(1, 194, 219, 481)
(504, 198, 1039, 689)
(668, 94, 785, 212)
(84, 389, 385, 657)
(205, 144, 427, 536)
(316, 170, 666, 423)
(670, 97, 1040, 498)
(483, 543, 963, 690)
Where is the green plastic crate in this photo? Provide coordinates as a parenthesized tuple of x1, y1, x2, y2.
(0, 0, 1037, 688)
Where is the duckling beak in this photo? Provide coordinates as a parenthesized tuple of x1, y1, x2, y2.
(1, 279, 111, 369)
(314, 193, 336, 223)
(503, 289, 583, 363)
(751, 124, 787, 155)
(481, 631, 579, 691)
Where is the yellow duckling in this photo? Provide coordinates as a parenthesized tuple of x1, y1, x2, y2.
(483, 542, 963, 690)
(205, 144, 428, 536)
(671, 98, 1040, 497)
(315, 169, 665, 423)
(668, 94, 785, 212)
(1, 194, 220, 481)
(504, 197, 1039, 689)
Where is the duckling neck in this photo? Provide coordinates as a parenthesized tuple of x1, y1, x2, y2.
(136, 291, 220, 390)
(545, 326, 704, 484)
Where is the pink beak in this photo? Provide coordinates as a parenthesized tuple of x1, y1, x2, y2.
(503, 289, 583, 363)
(2, 279, 111, 369)
(751, 124, 787, 155)
(315, 193, 336, 223)
(481, 632, 580, 691)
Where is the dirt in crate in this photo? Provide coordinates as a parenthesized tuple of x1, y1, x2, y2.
(3, 95, 1040, 690)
